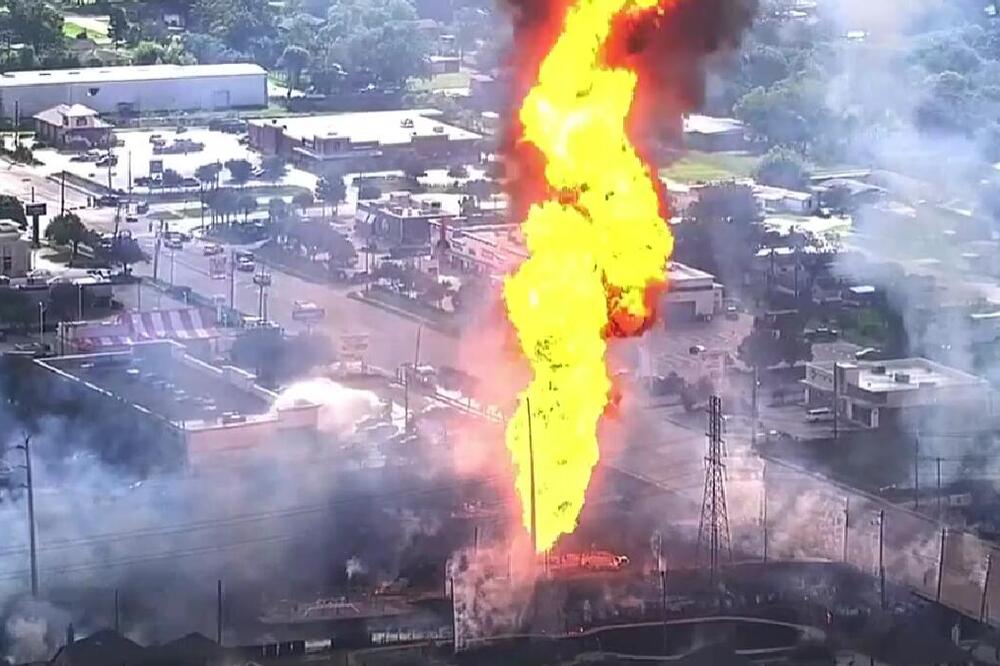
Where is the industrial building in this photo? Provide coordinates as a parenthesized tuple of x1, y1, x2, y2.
(682, 114, 747, 152)
(803, 358, 997, 429)
(0, 63, 268, 119)
(661, 262, 724, 320)
(248, 109, 482, 170)
(25, 340, 319, 468)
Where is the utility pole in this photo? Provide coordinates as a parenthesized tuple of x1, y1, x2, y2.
(832, 363, 839, 442)
(17, 435, 37, 597)
(914, 437, 920, 509)
(60, 171, 66, 215)
(936, 457, 943, 520)
(404, 326, 422, 433)
(697, 396, 731, 584)
(751, 365, 758, 448)
(843, 497, 850, 564)
(114, 589, 120, 633)
(878, 509, 886, 610)
(982, 551, 994, 624)
(761, 462, 768, 562)
(936, 527, 947, 602)
(37, 303, 44, 342)
(526, 397, 537, 556)
(216, 579, 223, 646)
(227, 252, 235, 311)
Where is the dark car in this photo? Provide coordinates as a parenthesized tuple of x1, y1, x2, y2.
(95, 194, 120, 207)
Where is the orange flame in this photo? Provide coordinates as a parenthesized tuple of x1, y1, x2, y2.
(504, 0, 675, 552)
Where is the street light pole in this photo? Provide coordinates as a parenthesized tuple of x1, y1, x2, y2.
(37, 303, 44, 342)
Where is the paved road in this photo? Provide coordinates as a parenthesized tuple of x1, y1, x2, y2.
(135, 234, 458, 372)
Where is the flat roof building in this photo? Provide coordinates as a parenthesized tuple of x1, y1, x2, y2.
(248, 109, 482, 170)
(0, 63, 268, 119)
(803, 358, 998, 429)
(28, 340, 319, 469)
(682, 114, 746, 152)
(0, 221, 31, 278)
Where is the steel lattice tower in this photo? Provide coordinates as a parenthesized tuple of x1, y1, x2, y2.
(697, 396, 732, 582)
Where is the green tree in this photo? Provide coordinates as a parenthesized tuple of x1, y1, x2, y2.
(4, 0, 64, 53)
(45, 213, 93, 266)
(316, 171, 346, 218)
(101, 235, 147, 273)
(132, 41, 166, 65)
(267, 196, 289, 224)
(224, 159, 253, 187)
(0, 196, 27, 228)
(237, 194, 258, 223)
(195, 162, 222, 190)
(292, 190, 314, 214)
(192, 0, 276, 53)
(260, 155, 287, 182)
(737, 327, 783, 371)
(754, 146, 808, 190)
(278, 45, 310, 93)
(0, 289, 35, 332)
(108, 7, 129, 48)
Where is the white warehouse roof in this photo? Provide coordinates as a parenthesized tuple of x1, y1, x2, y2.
(249, 109, 481, 146)
(0, 63, 266, 88)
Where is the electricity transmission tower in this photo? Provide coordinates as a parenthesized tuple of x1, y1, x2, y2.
(697, 396, 731, 583)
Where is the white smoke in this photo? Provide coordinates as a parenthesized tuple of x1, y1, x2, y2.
(272, 378, 382, 437)
(3, 598, 72, 664)
(345, 556, 368, 581)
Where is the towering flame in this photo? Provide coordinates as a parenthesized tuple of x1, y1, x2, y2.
(504, 0, 675, 552)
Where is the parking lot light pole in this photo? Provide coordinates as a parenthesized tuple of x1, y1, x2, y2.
(37, 303, 45, 342)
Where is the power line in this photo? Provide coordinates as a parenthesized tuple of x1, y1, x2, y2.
(0, 476, 500, 559)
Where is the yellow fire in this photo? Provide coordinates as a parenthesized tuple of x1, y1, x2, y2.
(504, 0, 674, 552)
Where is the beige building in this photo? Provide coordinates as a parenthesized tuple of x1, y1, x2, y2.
(803, 358, 997, 429)
(0, 221, 31, 278)
(33, 103, 113, 149)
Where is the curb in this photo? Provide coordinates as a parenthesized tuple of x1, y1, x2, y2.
(346, 291, 460, 337)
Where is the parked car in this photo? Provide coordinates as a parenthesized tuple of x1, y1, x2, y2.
(163, 236, 184, 250)
(95, 154, 118, 168)
(94, 194, 120, 207)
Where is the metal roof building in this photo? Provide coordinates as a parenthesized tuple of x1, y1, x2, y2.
(0, 63, 268, 119)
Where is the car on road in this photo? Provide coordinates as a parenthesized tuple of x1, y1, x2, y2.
(94, 194, 120, 207)
(292, 300, 326, 322)
(236, 256, 255, 272)
(163, 236, 184, 250)
(136, 201, 150, 214)
(95, 154, 118, 168)
(202, 243, 223, 256)
(125, 215, 139, 224)
(855, 347, 885, 361)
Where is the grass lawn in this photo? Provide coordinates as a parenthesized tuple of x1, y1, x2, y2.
(660, 150, 760, 184)
(409, 70, 473, 92)
(62, 18, 111, 45)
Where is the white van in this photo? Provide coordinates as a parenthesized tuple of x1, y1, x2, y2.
(806, 407, 833, 423)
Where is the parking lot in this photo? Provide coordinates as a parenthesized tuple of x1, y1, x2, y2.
(32, 127, 319, 194)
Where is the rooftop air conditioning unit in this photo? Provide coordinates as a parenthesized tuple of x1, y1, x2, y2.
(894, 373, 911, 384)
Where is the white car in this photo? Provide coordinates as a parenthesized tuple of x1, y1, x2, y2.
(292, 300, 325, 322)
